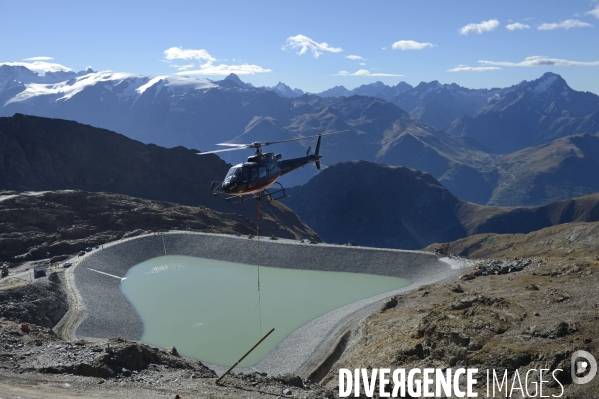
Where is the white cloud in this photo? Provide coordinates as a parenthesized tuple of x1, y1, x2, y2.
(506, 22, 530, 31)
(381, 46, 388, 50)
(164, 47, 271, 76)
(283, 34, 342, 58)
(177, 63, 272, 76)
(459, 19, 500, 35)
(479, 55, 599, 67)
(346, 55, 364, 60)
(0, 61, 71, 73)
(23, 56, 54, 61)
(163, 47, 216, 62)
(336, 69, 403, 77)
(538, 19, 593, 30)
(586, 5, 599, 19)
(391, 40, 433, 50)
(448, 66, 501, 72)
(168, 64, 194, 69)
(360, 62, 366, 66)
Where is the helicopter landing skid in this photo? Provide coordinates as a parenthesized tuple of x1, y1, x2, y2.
(224, 194, 250, 204)
(256, 183, 287, 203)
(224, 183, 288, 204)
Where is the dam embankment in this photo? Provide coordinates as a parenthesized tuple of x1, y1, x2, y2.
(71, 231, 460, 376)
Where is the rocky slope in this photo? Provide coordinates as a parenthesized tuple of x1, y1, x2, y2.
(285, 161, 599, 249)
(319, 223, 599, 397)
(286, 161, 468, 249)
(0, 113, 229, 210)
(0, 319, 335, 399)
(487, 134, 599, 206)
(0, 272, 67, 328)
(458, 192, 599, 236)
(0, 190, 320, 264)
(436, 220, 599, 260)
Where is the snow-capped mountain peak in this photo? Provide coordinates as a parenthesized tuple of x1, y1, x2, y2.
(529, 72, 570, 97)
(135, 75, 215, 96)
(6, 70, 144, 104)
(220, 73, 251, 89)
(0, 65, 40, 91)
(1, 65, 218, 106)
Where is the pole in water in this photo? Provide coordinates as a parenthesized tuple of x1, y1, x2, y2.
(215, 327, 275, 385)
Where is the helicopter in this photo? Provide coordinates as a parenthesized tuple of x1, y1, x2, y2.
(199, 131, 346, 203)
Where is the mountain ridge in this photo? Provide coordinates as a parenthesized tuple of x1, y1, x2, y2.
(285, 160, 599, 249)
(447, 72, 599, 153)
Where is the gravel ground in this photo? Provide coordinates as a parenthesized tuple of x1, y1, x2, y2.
(0, 319, 337, 399)
(69, 231, 462, 378)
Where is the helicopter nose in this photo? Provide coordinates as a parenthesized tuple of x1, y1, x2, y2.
(221, 182, 240, 193)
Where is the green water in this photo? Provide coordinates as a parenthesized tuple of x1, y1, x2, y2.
(120, 255, 410, 367)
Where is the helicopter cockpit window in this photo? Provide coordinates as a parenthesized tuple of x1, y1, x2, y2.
(259, 167, 267, 178)
(225, 167, 242, 182)
(250, 168, 258, 181)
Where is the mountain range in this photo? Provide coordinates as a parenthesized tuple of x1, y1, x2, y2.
(1, 64, 598, 207)
(446, 73, 599, 154)
(390, 81, 501, 131)
(317, 81, 413, 102)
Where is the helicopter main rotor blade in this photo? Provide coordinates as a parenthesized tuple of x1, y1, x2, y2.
(198, 130, 348, 155)
(198, 147, 250, 155)
(215, 143, 250, 147)
(262, 130, 348, 146)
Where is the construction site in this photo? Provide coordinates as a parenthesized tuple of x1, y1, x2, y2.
(57, 231, 462, 379)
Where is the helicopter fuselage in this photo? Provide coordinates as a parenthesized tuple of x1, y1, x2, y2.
(220, 151, 319, 196)
(204, 131, 343, 203)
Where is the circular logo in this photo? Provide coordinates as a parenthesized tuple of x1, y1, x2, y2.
(571, 350, 597, 385)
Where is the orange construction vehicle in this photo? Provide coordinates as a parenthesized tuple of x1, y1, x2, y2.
(434, 243, 450, 256)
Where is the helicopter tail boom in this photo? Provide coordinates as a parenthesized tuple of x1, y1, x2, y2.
(314, 134, 322, 169)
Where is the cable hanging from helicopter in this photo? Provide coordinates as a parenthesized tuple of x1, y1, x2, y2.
(199, 130, 347, 204)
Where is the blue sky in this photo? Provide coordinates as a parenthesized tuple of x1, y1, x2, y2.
(3, 0, 599, 94)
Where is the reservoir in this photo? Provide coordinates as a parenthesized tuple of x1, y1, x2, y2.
(120, 255, 411, 367)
